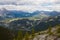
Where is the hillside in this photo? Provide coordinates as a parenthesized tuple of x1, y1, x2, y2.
(0, 15, 60, 32)
(30, 25, 60, 40)
(0, 24, 60, 40)
(0, 15, 60, 40)
(13, 24, 60, 40)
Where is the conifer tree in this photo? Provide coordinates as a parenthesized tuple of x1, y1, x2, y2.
(24, 32, 29, 40)
(31, 28, 35, 40)
(47, 26, 53, 35)
(56, 26, 60, 37)
(38, 32, 41, 35)
(57, 27, 60, 33)
(16, 30, 23, 40)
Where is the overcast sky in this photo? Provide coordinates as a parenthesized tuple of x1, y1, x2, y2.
(0, 0, 60, 12)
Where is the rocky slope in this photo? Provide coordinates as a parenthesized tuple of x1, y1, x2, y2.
(24, 25, 60, 40)
(33, 25, 60, 40)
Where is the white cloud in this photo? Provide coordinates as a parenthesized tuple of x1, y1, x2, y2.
(0, 0, 59, 5)
(0, 0, 60, 12)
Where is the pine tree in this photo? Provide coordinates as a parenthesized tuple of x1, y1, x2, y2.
(31, 28, 35, 40)
(38, 32, 41, 35)
(57, 27, 60, 33)
(24, 32, 29, 40)
(47, 26, 53, 35)
(16, 30, 23, 40)
(56, 26, 60, 37)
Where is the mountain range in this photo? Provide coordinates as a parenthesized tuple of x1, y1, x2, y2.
(0, 8, 60, 20)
